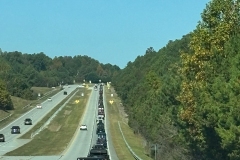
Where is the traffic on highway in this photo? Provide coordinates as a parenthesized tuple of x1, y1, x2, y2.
(77, 84, 109, 160)
(0, 84, 118, 160)
(0, 85, 78, 156)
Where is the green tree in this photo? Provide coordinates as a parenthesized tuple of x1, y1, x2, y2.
(0, 80, 13, 110)
(178, 0, 240, 159)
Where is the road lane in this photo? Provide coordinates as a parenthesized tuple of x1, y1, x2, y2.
(0, 85, 120, 160)
(60, 87, 98, 159)
(0, 85, 78, 156)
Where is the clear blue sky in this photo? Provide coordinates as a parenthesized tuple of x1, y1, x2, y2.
(0, 0, 209, 69)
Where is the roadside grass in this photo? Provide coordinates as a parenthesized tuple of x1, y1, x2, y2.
(31, 86, 54, 95)
(105, 87, 153, 160)
(0, 87, 60, 129)
(0, 111, 9, 121)
(6, 87, 91, 156)
(105, 92, 135, 160)
(120, 122, 152, 160)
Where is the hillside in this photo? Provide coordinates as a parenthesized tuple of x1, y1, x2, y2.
(1, 0, 240, 159)
(0, 52, 120, 100)
(112, 1, 240, 159)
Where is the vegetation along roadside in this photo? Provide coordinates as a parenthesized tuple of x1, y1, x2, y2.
(104, 86, 152, 160)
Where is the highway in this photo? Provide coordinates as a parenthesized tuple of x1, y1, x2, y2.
(60, 85, 119, 159)
(60, 86, 98, 159)
(0, 85, 119, 160)
(0, 85, 77, 157)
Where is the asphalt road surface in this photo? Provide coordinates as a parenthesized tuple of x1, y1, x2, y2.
(0, 85, 119, 160)
(0, 85, 77, 158)
(60, 86, 119, 160)
(60, 86, 98, 159)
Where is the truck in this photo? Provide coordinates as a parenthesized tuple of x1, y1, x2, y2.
(88, 148, 109, 159)
(77, 157, 106, 160)
(77, 149, 109, 160)
(96, 125, 105, 134)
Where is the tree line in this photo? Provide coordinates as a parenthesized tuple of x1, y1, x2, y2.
(0, 51, 120, 110)
(1, 0, 240, 159)
(112, 0, 240, 159)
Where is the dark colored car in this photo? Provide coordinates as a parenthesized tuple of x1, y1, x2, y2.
(24, 118, 32, 125)
(64, 91, 67, 95)
(11, 126, 20, 134)
(0, 134, 5, 142)
(77, 158, 106, 160)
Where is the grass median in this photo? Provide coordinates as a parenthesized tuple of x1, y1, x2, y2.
(6, 87, 91, 156)
(105, 87, 152, 160)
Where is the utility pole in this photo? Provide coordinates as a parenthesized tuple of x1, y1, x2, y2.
(155, 144, 157, 160)
(151, 143, 159, 160)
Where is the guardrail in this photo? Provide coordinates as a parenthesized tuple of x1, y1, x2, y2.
(118, 121, 142, 160)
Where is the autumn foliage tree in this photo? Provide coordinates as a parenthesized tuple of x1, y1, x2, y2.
(178, 0, 240, 159)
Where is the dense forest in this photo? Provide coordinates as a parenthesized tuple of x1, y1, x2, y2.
(113, 0, 240, 159)
(0, 51, 120, 110)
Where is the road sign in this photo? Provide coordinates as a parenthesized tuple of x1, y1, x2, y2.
(109, 100, 114, 104)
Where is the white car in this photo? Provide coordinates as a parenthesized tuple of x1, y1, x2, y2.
(36, 104, 42, 109)
(80, 125, 87, 130)
(48, 97, 52, 101)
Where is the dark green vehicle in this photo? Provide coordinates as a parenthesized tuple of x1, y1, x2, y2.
(24, 118, 32, 125)
(0, 134, 5, 142)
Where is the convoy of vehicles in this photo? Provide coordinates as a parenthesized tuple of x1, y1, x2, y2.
(0, 84, 110, 159)
(78, 83, 110, 160)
